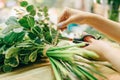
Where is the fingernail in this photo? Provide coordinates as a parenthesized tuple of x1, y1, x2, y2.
(57, 22, 63, 28)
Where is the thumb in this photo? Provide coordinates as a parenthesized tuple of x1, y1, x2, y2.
(57, 19, 71, 29)
(87, 38, 96, 42)
(84, 45, 91, 50)
(84, 44, 95, 52)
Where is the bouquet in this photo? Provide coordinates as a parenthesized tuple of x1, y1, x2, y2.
(0, 1, 116, 80)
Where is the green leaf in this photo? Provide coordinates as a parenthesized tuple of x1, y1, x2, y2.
(0, 54, 4, 63)
(14, 31, 25, 42)
(13, 28, 25, 42)
(34, 38, 42, 44)
(3, 16, 21, 34)
(44, 13, 48, 17)
(32, 26, 42, 34)
(15, 41, 34, 48)
(44, 32, 52, 43)
(5, 16, 18, 25)
(43, 6, 48, 13)
(26, 5, 34, 12)
(5, 47, 19, 59)
(28, 32, 37, 40)
(3, 30, 25, 44)
(42, 26, 50, 32)
(31, 26, 42, 38)
(20, 1, 28, 7)
(19, 16, 30, 28)
(45, 17, 49, 20)
(0, 44, 5, 54)
(37, 12, 42, 17)
(4, 57, 19, 67)
(2, 65, 12, 72)
(43, 6, 48, 17)
(19, 15, 35, 28)
(27, 16, 35, 27)
(23, 54, 30, 64)
(30, 10, 36, 16)
(3, 31, 16, 44)
(29, 50, 38, 62)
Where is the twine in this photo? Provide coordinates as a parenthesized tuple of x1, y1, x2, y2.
(43, 45, 52, 56)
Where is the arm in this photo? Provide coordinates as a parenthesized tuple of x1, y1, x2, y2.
(87, 15, 120, 43)
(58, 8, 120, 42)
(58, 8, 120, 72)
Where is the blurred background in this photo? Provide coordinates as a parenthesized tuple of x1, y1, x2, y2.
(0, 0, 120, 39)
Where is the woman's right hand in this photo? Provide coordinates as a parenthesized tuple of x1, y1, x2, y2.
(57, 8, 93, 30)
(85, 39, 111, 61)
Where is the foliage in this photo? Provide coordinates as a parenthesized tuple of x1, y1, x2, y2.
(108, 0, 120, 22)
(0, 1, 116, 80)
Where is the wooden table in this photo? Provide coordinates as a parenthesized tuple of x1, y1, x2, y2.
(0, 62, 54, 80)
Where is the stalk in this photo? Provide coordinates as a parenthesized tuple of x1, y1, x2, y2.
(50, 58, 69, 77)
(49, 57, 62, 80)
(77, 65, 97, 80)
(47, 48, 99, 60)
(48, 42, 86, 51)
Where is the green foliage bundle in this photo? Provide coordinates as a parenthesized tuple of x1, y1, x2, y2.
(0, 1, 116, 80)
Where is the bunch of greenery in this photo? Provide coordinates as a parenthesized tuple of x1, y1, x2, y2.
(0, 1, 117, 80)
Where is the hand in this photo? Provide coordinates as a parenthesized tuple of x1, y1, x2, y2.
(85, 39, 111, 61)
(57, 8, 93, 30)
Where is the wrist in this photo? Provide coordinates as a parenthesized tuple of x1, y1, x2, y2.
(85, 13, 106, 27)
(85, 13, 99, 25)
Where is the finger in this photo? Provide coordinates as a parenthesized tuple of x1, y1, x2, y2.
(57, 18, 71, 29)
(83, 35, 96, 42)
(58, 8, 69, 23)
(84, 44, 92, 51)
(84, 45, 90, 50)
(87, 38, 95, 42)
(60, 27, 67, 31)
(57, 27, 67, 31)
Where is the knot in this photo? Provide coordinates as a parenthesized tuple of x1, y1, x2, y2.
(43, 45, 52, 56)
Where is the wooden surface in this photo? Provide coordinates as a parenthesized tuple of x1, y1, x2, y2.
(0, 62, 54, 80)
(94, 65, 120, 80)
